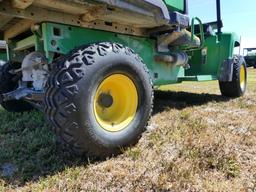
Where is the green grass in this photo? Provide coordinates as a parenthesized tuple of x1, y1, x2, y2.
(0, 69, 256, 191)
(0, 111, 86, 189)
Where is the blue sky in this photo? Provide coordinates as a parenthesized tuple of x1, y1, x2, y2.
(188, 0, 256, 52)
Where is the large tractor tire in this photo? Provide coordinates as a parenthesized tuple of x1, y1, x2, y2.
(0, 62, 33, 112)
(44, 42, 153, 157)
(219, 56, 247, 97)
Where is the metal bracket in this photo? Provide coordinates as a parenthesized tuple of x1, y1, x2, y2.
(2, 87, 44, 102)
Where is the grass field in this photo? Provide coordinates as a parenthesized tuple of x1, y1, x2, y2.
(0, 69, 256, 192)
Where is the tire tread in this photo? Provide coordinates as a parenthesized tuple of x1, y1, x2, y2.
(44, 42, 153, 156)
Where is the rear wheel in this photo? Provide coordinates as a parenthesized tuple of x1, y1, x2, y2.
(219, 56, 247, 97)
(0, 62, 33, 112)
(44, 42, 153, 157)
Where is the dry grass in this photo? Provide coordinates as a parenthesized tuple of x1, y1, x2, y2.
(0, 69, 256, 192)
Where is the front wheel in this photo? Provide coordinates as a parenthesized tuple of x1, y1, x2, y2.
(219, 56, 247, 97)
(44, 42, 153, 157)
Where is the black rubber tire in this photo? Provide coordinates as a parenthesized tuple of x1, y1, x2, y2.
(219, 56, 247, 97)
(0, 62, 33, 112)
(44, 42, 153, 157)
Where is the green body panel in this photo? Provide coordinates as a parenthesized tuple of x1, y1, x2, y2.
(8, 36, 36, 62)
(164, 0, 184, 12)
(41, 22, 182, 86)
(0, 51, 7, 61)
(186, 33, 239, 78)
(6, 22, 239, 86)
(179, 75, 217, 82)
(14, 35, 36, 51)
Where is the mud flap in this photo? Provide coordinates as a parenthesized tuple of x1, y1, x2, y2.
(219, 58, 234, 82)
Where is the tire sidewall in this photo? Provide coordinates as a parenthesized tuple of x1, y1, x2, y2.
(219, 56, 248, 98)
(237, 59, 247, 95)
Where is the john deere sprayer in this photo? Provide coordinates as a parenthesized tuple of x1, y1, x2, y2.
(0, 0, 247, 157)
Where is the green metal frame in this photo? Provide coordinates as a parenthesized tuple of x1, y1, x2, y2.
(6, 22, 240, 87)
(164, 0, 185, 12)
(0, 51, 7, 61)
(186, 32, 239, 78)
(41, 22, 183, 86)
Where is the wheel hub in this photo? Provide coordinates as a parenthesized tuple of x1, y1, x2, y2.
(98, 93, 113, 108)
(93, 74, 138, 132)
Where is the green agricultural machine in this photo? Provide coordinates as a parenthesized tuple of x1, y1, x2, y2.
(0, 0, 247, 157)
(244, 48, 256, 68)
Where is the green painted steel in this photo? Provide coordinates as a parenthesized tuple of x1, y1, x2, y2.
(164, 0, 184, 12)
(13, 35, 35, 51)
(0, 51, 7, 61)
(185, 32, 240, 78)
(41, 22, 183, 86)
(5, 21, 239, 86)
(40, 22, 240, 86)
(179, 75, 217, 82)
(8, 33, 44, 63)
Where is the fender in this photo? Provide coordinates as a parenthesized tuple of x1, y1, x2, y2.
(218, 32, 241, 82)
(219, 58, 234, 82)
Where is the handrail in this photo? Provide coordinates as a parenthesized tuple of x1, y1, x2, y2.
(191, 17, 205, 50)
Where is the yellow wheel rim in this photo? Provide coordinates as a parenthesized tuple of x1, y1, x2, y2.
(240, 64, 246, 91)
(93, 74, 138, 132)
